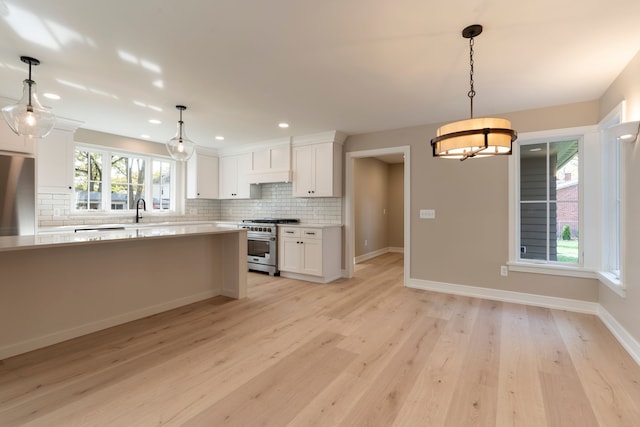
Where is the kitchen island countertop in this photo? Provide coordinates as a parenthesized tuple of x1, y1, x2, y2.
(0, 222, 242, 252)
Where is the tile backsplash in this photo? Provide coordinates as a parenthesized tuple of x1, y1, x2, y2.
(38, 183, 342, 228)
(220, 182, 342, 224)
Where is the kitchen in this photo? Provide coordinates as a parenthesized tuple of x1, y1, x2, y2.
(2, 0, 640, 425)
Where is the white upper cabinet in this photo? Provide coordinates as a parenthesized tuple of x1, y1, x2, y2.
(292, 131, 345, 198)
(0, 121, 35, 155)
(219, 152, 259, 199)
(37, 118, 82, 194)
(247, 138, 291, 184)
(187, 149, 219, 199)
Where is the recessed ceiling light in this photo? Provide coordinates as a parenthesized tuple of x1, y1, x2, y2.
(152, 79, 164, 89)
(278, 122, 289, 128)
(215, 136, 224, 140)
(148, 119, 161, 124)
(43, 93, 61, 100)
(148, 105, 162, 112)
(140, 134, 150, 139)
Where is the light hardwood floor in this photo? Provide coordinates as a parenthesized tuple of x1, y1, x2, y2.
(1, 253, 639, 426)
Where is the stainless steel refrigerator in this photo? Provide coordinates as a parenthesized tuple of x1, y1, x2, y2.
(0, 152, 35, 236)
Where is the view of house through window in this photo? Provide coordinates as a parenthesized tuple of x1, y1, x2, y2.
(519, 139, 579, 264)
(74, 147, 174, 212)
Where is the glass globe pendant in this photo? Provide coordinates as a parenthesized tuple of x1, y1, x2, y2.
(2, 56, 56, 138)
(166, 105, 195, 161)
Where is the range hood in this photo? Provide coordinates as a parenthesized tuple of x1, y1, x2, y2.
(247, 169, 291, 184)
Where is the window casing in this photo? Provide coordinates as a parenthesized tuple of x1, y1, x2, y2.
(598, 103, 625, 296)
(508, 126, 599, 278)
(74, 146, 175, 213)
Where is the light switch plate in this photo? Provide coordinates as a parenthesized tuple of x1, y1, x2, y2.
(420, 209, 435, 219)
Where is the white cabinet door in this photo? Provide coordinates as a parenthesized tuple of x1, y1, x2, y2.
(220, 153, 255, 199)
(280, 236, 303, 272)
(219, 155, 238, 198)
(0, 121, 35, 154)
(292, 145, 313, 197)
(311, 143, 333, 197)
(292, 142, 341, 198)
(187, 152, 218, 199)
(301, 238, 322, 276)
(37, 129, 74, 194)
(235, 153, 251, 198)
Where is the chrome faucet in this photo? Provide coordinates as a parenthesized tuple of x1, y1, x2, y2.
(135, 198, 146, 223)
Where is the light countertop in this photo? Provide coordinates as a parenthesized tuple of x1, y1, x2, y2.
(278, 224, 343, 229)
(0, 222, 244, 252)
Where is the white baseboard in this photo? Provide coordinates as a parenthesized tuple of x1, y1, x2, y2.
(355, 248, 389, 264)
(597, 305, 640, 366)
(388, 247, 404, 253)
(408, 278, 599, 314)
(0, 290, 219, 360)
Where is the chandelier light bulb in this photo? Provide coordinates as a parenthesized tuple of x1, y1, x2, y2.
(2, 56, 56, 139)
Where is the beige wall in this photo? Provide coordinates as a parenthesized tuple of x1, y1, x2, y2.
(354, 157, 389, 256)
(387, 163, 404, 248)
(597, 49, 640, 342)
(345, 100, 600, 302)
(353, 159, 404, 257)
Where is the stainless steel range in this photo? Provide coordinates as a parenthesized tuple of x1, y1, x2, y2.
(239, 219, 299, 275)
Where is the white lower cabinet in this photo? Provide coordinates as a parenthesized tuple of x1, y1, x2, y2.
(278, 225, 341, 283)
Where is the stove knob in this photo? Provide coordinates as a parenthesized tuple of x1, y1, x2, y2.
(267, 227, 272, 232)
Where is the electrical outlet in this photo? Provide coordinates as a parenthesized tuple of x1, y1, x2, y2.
(53, 208, 61, 217)
(500, 265, 508, 277)
(189, 208, 197, 215)
(364, 239, 368, 246)
(420, 209, 436, 219)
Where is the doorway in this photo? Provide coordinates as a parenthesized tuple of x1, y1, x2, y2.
(345, 146, 410, 285)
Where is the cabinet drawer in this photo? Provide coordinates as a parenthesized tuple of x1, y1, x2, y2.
(280, 227, 300, 238)
(301, 228, 322, 239)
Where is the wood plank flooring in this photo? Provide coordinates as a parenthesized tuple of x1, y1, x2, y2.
(1, 252, 639, 426)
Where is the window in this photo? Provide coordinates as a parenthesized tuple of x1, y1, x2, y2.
(74, 146, 175, 212)
(519, 139, 580, 265)
(602, 134, 621, 278)
(509, 125, 600, 278)
(598, 108, 627, 295)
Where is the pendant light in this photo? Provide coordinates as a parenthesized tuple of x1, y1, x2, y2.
(431, 25, 517, 160)
(2, 56, 56, 138)
(166, 105, 195, 161)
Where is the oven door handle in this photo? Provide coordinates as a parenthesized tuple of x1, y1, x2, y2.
(247, 236, 276, 242)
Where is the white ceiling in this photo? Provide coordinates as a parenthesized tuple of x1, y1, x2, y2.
(1, 0, 639, 150)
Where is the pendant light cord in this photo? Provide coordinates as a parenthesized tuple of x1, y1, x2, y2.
(27, 61, 33, 110)
(468, 36, 475, 119)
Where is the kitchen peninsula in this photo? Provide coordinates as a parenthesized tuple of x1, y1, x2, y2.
(0, 223, 247, 359)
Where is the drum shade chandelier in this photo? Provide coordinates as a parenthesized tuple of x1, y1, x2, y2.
(2, 56, 56, 138)
(166, 105, 195, 161)
(431, 25, 517, 160)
